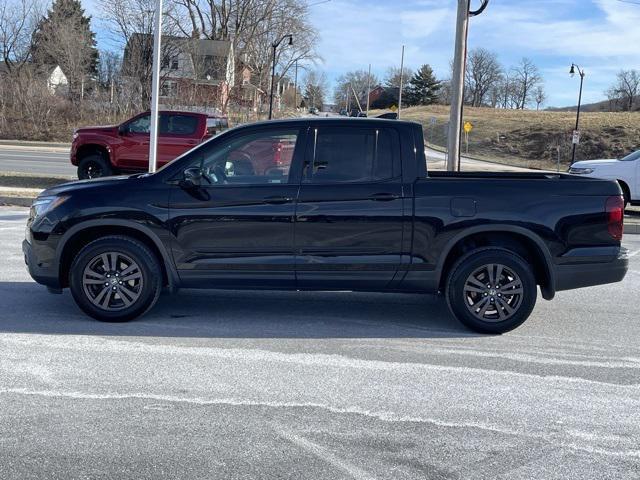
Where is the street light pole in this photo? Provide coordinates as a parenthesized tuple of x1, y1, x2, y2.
(570, 63, 585, 164)
(148, 0, 164, 173)
(268, 34, 293, 120)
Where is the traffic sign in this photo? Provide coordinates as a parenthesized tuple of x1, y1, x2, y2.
(464, 121, 473, 133)
(572, 130, 581, 145)
(390, 105, 398, 112)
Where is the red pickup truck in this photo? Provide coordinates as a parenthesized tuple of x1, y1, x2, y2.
(71, 111, 229, 179)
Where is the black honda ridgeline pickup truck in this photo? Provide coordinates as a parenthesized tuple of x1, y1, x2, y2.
(23, 118, 629, 333)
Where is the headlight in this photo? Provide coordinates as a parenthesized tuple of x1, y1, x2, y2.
(569, 167, 595, 175)
(30, 196, 68, 218)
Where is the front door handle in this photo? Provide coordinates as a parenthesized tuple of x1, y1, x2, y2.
(263, 195, 294, 205)
(369, 193, 400, 202)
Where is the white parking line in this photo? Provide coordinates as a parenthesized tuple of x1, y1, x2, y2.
(628, 249, 640, 258)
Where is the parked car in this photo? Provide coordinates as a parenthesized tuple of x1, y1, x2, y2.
(569, 150, 640, 207)
(71, 111, 229, 180)
(25, 118, 628, 333)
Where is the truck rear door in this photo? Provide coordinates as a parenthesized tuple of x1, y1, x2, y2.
(294, 125, 405, 290)
(157, 113, 201, 166)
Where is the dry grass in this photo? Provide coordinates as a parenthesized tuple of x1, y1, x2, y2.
(383, 105, 640, 169)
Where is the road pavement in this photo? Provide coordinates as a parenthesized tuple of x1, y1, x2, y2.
(0, 145, 74, 177)
(0, 207, 639, 479)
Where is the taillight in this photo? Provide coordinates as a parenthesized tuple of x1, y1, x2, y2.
(606, 195, 624, 241)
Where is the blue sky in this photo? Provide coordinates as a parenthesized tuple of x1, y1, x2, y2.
(86, 0, 640, 107)
(306, 0, 640, 107)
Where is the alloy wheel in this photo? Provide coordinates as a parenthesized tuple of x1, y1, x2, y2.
(463, 263, 524, 323)
(82, 252, 144, 311)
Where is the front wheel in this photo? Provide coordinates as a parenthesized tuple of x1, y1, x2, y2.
(446, 249, 537, 334)
(69, 236, 162, 322)
(78, 154, 112, 179)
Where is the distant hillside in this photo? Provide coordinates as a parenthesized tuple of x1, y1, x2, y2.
(550, 97, 638, 113)
(384, 105, 640, 169)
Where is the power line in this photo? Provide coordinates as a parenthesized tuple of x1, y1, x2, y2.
(618, 0, 640, 5)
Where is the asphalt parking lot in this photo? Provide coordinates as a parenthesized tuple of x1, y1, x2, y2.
(0, 206, 639, 479)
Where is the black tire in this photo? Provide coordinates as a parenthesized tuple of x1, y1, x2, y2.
(69, 236, 162, 322)
(619, 181, 631, 210)
(78, 153, 112, 180)
(446, 248, 537, 334)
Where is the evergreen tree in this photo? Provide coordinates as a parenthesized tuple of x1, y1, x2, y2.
(31, 0, 98, 99)
(406, 64, 441, 106)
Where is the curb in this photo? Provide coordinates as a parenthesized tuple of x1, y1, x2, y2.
(0, 196, 36, 207)
(0, 140, 71, 148)
(626, 223, 640, 235)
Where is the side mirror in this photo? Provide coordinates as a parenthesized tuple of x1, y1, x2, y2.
(180, 167, 203, 189)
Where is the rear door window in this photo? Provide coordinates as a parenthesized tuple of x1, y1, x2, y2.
(305, 127, 399, 183)
(160, 114, 199, 136)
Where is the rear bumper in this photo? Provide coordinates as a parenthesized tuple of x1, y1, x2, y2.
(553, 246, 629, 292)
(23, 239, 60, 289)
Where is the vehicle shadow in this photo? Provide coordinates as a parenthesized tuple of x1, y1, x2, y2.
(0, 282, 479, 339)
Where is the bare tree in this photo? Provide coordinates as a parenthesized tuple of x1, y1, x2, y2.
(511, 57, 542, 110)
(465, 48, 503, 107)
(166, 0, 319, 99)
(333, 69, 379, 111)
(613, 69, 640, 111)
(604, 86, 620, 111)
(100, 0, 183, 108)
(0, 0, 42, 72)
(302, 69, 327, 109)
(534, 85, 546, 111)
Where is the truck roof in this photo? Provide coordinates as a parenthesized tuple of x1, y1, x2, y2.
(239, 117, 421, 129)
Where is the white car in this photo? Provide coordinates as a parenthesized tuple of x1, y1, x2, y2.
(569, 150, 640, 206)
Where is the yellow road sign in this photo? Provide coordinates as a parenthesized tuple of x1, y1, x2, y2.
(390, 105, 398, 112)
(463, 121, 473, 133)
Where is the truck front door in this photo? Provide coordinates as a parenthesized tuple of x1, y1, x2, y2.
(168, 126, 305, 289)
(295, 126, 405, 290)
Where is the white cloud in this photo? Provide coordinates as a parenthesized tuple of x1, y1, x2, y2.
(311, 0, 640, 105)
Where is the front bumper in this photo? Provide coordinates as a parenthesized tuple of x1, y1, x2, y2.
(23, 239, 60, 289)
(553, 246, 629, 292)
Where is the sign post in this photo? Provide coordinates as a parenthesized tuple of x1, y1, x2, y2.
(463, 121, 473, 155)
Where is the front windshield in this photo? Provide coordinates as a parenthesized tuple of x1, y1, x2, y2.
(621, 150, 640, 161)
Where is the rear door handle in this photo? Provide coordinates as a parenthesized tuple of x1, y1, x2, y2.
(263, 195, 294, 205)
(369, 193, 400, 202)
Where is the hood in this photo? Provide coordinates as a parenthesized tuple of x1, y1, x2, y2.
(41, 174, 148, 197)
(74, 125, 118, 134)
(571, 159, 620, 168)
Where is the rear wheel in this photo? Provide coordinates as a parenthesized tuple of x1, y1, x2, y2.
(69, 236, 162, 322)
(446, 249, 537, 334)
(78, 153, 112, 179)
(618, 181, 631, 209)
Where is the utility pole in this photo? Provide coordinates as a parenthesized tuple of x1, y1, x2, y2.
(148, 0, 164, 173)
(446, 0, 489, 171)
(366, 63, 372, 116)
(398, 46, 405, 119)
